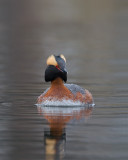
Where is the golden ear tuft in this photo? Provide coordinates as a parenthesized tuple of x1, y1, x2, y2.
(60, 54, 66, 62)
(46, 55, 58, 66)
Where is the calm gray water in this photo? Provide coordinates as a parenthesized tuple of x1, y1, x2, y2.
(0, 0, 128, 160)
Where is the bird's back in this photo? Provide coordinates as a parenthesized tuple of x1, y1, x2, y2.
(64, 84, 85, 96)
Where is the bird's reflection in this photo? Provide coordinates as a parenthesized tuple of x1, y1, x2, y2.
(37, 105, 93, 160)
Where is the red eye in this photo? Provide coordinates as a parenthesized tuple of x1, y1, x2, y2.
(56, 65, 59, 69)
(56, 65, 63, 72)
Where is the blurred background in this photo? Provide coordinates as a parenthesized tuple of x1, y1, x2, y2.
(0, 0, 128, 160)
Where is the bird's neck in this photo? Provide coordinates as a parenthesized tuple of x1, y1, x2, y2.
(51, 77, 64, 87)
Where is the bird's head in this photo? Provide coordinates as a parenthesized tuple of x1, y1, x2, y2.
(45, 54, 67, 82)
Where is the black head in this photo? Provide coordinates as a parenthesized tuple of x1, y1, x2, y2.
(45, 55, 67, 82)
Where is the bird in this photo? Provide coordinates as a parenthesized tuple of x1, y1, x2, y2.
(37, 54, 94, 105)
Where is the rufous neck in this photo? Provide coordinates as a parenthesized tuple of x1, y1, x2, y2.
(51, 77, 64, 86)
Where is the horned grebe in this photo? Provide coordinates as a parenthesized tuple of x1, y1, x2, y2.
(37, 55, 94, 105)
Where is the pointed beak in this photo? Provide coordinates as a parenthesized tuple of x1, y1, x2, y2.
(60, 66, 68, 74)
(55, 55, 67, 73)
(63, 67, 68, 73)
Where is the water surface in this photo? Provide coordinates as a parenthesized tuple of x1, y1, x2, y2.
(0, 0, 128, 160)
